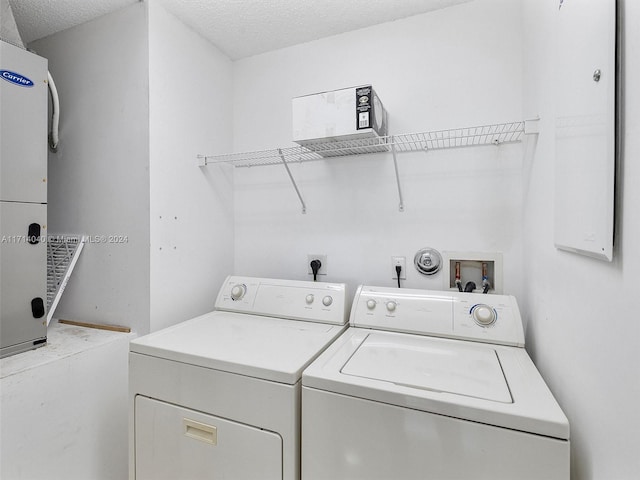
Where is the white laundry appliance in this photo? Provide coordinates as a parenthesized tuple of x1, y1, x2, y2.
(302, 286, 570, 479)
(129, 276, 348, 480)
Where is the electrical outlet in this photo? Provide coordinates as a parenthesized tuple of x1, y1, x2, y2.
(307, 254, 327, 276)
(391, 256, 406, 279)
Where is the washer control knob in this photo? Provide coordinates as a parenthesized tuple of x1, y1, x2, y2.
(366, 299, 377, 310)
(305, 294, 315, 304)
(322, 296, 333, 307)
(230, 284, 246, 301)
(386, 301, 397, 312)
(472, 304, 497, 326)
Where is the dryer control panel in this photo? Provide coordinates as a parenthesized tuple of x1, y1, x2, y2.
(215, 276, 348, 325)
(350, 286, 524, 347)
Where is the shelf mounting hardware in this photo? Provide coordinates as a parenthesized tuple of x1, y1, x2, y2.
(278, 148, 306, 214)
(390, 139, 404, 212)
(524, 117, 541, 135)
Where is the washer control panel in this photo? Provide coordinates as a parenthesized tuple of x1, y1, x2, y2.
(215, 276, 348, 325)
(350, 286, 524, 346)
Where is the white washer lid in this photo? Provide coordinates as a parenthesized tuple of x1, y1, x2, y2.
(341, 333, 512, 403)
(130, 311, 346, 384)
(303, 328, 570, 440)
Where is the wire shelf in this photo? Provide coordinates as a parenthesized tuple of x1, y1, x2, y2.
(393, 121, 525, 151)
(197, 119, 535, 213)
(197, 121, 526, 168)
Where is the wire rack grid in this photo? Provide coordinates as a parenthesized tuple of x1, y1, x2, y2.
(47, 235, 85, 324)
(197, 121, 526, 168)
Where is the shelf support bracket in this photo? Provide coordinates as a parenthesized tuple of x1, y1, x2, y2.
(278, 149, 307, 214)
(391, 139, 405, 212)
(524, 117, 541, 135)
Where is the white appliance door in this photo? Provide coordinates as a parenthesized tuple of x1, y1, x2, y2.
(0, 201, 47, 356)
(341, 332, 512, 402)
(135, 396, 282, 480)
(554, 0, 616, 260)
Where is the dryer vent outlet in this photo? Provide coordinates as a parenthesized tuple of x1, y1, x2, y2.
(442, 252, 503, 294)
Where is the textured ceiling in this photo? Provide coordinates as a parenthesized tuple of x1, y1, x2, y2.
(9, 0, 469, 60)
(8, 0, 139, 44)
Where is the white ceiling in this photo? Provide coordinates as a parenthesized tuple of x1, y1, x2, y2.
(9, 0, 469, 60)
(8, 0, 139, 45)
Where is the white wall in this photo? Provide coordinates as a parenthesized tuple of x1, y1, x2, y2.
(30, 3, 151, 334)
(232, 0, 525, 300)
(29, 1, 235, 335)
(148, 2, 234, 332)
(522, 1, 640, 478)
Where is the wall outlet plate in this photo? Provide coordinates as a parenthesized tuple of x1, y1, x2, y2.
(442, 252, 503, 294)
(391, 256, 406, 279)
(307, 254, 327, 276)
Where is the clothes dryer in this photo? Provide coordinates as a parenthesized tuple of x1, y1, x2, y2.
(129, 276, 348, 480)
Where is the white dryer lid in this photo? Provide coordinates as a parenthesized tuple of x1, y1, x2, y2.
(341, 333, 512, 403)
(130, 311, 346, 384)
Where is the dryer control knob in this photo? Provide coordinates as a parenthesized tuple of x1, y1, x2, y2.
(305, 294, 315, 304)
(386, 301, 397, 312)
(472, 304, 497, 326)
(322, 296, 333, 307)
(366, 299, 377, 310)
(230, 284, 247, 301)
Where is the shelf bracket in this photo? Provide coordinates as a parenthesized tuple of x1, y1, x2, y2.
(391, 140, 405, 212)
(278, 148, 307, 214)
(524, 117, 541, 135)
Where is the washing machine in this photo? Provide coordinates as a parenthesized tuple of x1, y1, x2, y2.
(302, 285, 570, 479)
(129, 276, 348, 480)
